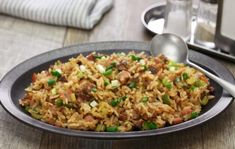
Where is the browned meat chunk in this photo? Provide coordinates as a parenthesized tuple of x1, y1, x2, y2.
(86, 54, 96, 61)
(119, 112, 128, 121)
(148, 65, 158, 74)
(132, 119, 143, 129)
(76, 80, 95, 102)
(117, 70, 131, 84)
(117, 60, 128, 71)
(58, 76, 67, 82)
(84, 114, 95, 122)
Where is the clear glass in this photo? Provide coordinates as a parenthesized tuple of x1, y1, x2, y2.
(194, 0, 218, 48)
(163, 0, 192, 41)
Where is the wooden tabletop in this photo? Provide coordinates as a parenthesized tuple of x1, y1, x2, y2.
(0, 0, 235, 149)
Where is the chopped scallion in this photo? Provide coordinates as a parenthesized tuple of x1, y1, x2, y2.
(48, 79, 56, 86)
(51, 70, 62, 77)
(128, 81, 136, 89)
(162, 78, 172, 89)
(104, 79, 110, 86)
(182, 73, 189, 80)
(91, 87, 97, 92)
(106, 62, 116, 71)
(191, 112, 199, 119)
(55, 99, 63, 107)
(102, 69, 113, 76)
(106, 126, 118, 132)
(130, 55, 142, 61)
(142, 96, 148, 103)
(142, 121, 157, 130)
(110, 96, 126, 107)
(162, 94, 170, 105)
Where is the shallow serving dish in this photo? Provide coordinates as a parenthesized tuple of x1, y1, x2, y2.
(0, 41, 234, 139)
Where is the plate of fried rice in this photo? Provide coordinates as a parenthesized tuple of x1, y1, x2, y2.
(0, 41, 234, 139)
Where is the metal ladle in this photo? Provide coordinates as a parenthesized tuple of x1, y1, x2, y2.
(150, 33, 235, 97)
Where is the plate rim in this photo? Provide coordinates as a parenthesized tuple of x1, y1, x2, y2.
(0, 41, 234, 139)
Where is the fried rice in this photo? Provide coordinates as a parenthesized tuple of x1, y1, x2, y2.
(19, 52, 214, 132)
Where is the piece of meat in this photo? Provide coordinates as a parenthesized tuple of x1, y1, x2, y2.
(132, 119, 143, 129)
(158, 54, 168, 63)
(172, 117, 183, 124)
(148, 65, 158, 74)
(119, 112, 128, 121)
(181, 107, 192, 115)
(84, 114, 95, 122)
(117, 60, 128, 71)
(76, 80, 95, 102)
(58, 76, 67, 82)
(32, 73, 37, 82)
(117, 70, 131, 84)
(208, 86, 214, 93)
(86, 54, 96, 61)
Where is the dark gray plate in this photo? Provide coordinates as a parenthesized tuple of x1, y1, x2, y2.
(0, 41, 234, 139)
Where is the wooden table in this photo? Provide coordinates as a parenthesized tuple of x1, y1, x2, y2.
(0, 0, 234, 149)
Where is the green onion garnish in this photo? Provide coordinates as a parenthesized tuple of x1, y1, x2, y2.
(91, 87, 97, 92)
(110, 96, 126, 107)
(162, 78, 172, 89)
(128, 81, 136, 89)
(102, 69, 113, 76)
(55, 99, 63, 107)
(51, 70, 61, 77)
(191, 112, 199, 119)
(95, 55, 102, 59)
(106, 126, 118, 132)
(130, 55, 142, 61)
(194, 80, 206, 87)
(48, 79, 56, 86)
(106, 62, 116, 71)
(142, 96, 148, 103)
(182, 72, 189, 80)
(143, 65, 148, 71)
(104, 79, 110, 86)
(190, 86, 197, 91)
(111, 98, 122, 107)
(162, 94, 170, 105)
(142, 121, 157, 130)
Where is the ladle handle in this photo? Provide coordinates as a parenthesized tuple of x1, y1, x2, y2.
(188, 61, 235, 98)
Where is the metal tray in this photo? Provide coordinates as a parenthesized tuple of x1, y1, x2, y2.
(141, 2, 235, 63)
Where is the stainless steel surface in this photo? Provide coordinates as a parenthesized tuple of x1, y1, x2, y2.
(215, 0, 235, 55)
(150, 33, 235, 97)
(141, 2, 235, 62)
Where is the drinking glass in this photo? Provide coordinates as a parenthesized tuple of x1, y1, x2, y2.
(163, 0, 192, 41)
